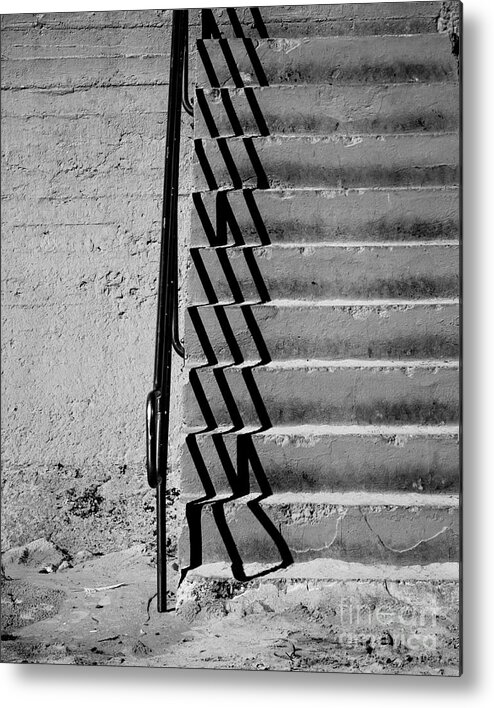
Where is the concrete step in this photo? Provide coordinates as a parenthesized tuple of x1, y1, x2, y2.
(185, 360, 459, 428)
(181, 424, 459, 496)
(193, 134, 459, 191)
(196, 35, 458, 89)
(195, 83, 460, 138)
(187, 243, 459, 304)
(200, 3, 446, 39)
(186, 301, 459, 363)
(179, 491, 459, 566)
(191, 188, 459, 246)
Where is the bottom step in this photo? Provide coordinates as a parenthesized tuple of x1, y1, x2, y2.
(176, 560, 460, 674)
(179, 492, 459, 567)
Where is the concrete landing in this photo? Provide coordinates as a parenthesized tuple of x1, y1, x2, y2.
(176, 559, 460, 675)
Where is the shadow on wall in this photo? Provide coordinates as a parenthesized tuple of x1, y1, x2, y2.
(181, 7, 294, 584)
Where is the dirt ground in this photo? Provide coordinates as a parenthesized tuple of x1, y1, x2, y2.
(1, 541, 458, 674)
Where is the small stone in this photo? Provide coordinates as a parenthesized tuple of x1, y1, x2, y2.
(132, 640, 151, 656)
(39, 563, 58, 574)
(57, 560, 72, 571)
(106, 657, 125, 665)
(2, 538, 70, 570)
(73, 550, 96, 565)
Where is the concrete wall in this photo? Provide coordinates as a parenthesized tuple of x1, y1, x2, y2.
(1, 9, 198, 554)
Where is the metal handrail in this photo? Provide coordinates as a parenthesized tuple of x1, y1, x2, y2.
(182, 20, 194, 117)
(146, 9, 188, 613)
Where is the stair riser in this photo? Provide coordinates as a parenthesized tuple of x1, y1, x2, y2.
(203, 3, 444, 38)
(195, 84, 459, 138)
(180, 502, 459, 565)
(188, 244, 459, 303)
(185, 366, 459, 427)
(196, 36, 458, 88)
(191, 188, 459, 246)
(208, 17, 441, 39)
(182, 431, 459, 496)
(186, 304, 459, 363)
(193, 135, 459, 191)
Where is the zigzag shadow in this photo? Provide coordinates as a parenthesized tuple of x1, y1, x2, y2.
(192, 189, 270, 247)
(196, 87, 269, 139)
(194, 136, 269, 190)
(182, 431, 293, 583)
(198, 33, 268, 89)
(182, 11, 292, 583)
(201, 7, 269, 42)
(197, 12, 269, 141)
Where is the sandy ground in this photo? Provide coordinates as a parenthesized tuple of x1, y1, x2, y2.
(1, 542, 458, 674)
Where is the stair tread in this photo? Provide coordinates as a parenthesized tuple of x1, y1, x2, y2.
(184, 558, 459, 582)
(196, 34, 457, 43)
(188, 358, 459, 370)
(194, 241, 460, 249)
(194, 131, 459, 144)
(199, 32, 453, 40)
(190, 298, 460, 306)
(186, 423, 460, 437)
(197, 81, 459, 88)
(185, 490, 459, 507)
(193, 185, 459, 192)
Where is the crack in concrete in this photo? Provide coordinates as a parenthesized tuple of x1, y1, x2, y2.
(361, 510, 450, 554)
(143, 592, 157, 625)
(292, 509, 347, 554)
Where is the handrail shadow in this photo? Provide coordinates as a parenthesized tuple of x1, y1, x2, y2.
(194, 136, 269, 190)
(182, 433, 293, 584)
(196, 87, 269, 138)
(202, 7, 270, 40)
(192, 189, 270, 247)
(182, 9, 293, 584)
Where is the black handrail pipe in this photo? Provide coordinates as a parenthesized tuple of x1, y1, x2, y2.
(146, 9, 188, 613)
(182, 20, 194, 117)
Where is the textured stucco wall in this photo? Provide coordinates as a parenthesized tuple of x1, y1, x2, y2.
(1, 9, 197, 554)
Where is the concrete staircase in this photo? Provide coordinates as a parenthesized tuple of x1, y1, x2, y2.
(177, 3, 459, 659)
